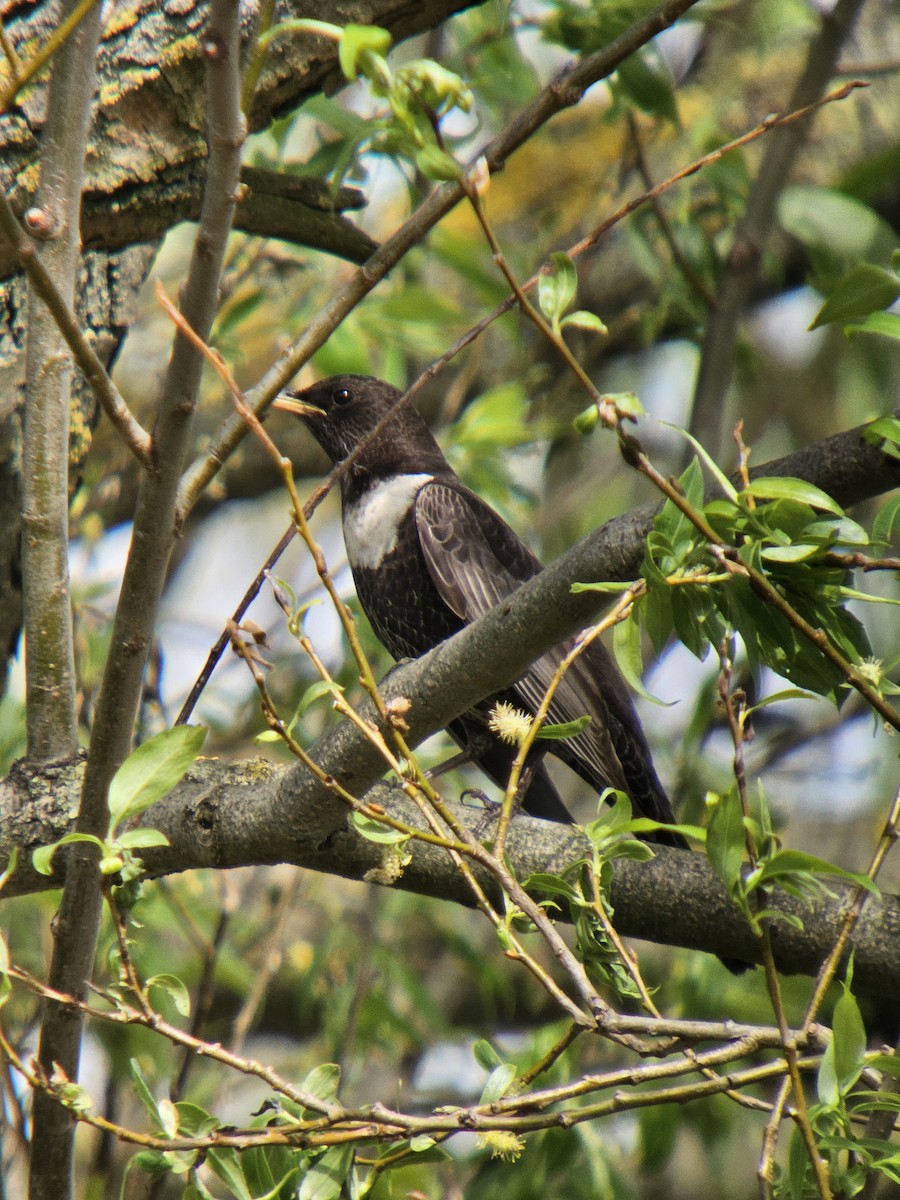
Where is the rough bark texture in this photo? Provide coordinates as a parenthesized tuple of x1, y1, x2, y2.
(2, 754, 898, 996)
(0, 0, 475, 278)
(0, 0, 477, 692)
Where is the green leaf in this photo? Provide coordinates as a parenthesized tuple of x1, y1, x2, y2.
(661, 423, 739, 501)
(147, 973, 192, 1017)
(778, 188, 898, 282)
(616, 50, 679, 124)
(108, 726, 207, 833)
(349, 812, 409, 845)
(536, 715, 591, 739)
(480, 1063, 516, 1104)
(129, 1059, 164, 1127)
(752, 850, 878, 895)
(604, 390, 644, 420)
(810, 264, 900, 330)
(296, 680, 344, 718)
(744, 477, 843, 515)
(831, 983, 867, 1095)
(864, 415, 900, 459)
(415, 144, 461, 180)
(522, 873, 585, 905)
(873, 494, 900, 546)
(560, 310, 608, 335)
(473, 1039, 504, 1071)
(298, 1145, 354, 1200)
(337, 24, 392, 81)
(747, 688, 818, 713)
(867, 1053, 900, 1077)
(207, 1148, 253, 1200)
(538, 252, 578, 328)
(571, 580, 632, 595)
(706, 791, 745, 892)
(572, 404, 600, 434)
(844, 311, 900, 341)
(612, 614, 668, 705)
(115, 829, 170, 850)
(32, 832, 104, 876)
(759, 543, 821, 563)
(301, 1063, 341, 1103)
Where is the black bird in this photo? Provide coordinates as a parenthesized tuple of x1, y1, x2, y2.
(274, 374, 686, 846)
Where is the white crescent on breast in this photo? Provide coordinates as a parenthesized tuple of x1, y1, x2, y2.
(342, 473, 434, 570)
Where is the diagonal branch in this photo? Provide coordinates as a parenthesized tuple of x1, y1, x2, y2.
(175, 0, 705, 519)
(3, 415, 897, 988)
(689, 0, 868, 457)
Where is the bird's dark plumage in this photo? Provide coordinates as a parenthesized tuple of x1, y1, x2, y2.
(277, 374, 686, 845)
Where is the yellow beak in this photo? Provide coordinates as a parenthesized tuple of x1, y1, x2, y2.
(271, 395, 320, 418)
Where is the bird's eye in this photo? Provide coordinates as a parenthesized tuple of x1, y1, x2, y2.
(332, 387, 353, 406)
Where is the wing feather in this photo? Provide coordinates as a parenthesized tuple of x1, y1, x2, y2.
(414, 479, 676, 827)
(414, 481, 540, 620)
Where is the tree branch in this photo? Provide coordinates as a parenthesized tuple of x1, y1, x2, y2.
(2, 755, 898, 998)
(27, 3, 245, 1196)
(175, 0, 705, 518)
(23, 0, 107, 1191)
(3, 416, 897, 993)
(689, 0, 867, 457)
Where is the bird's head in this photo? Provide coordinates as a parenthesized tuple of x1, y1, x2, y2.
(273, 374, 446, 476)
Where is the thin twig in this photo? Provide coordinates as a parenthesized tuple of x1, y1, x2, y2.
(0, 0, 102, 110)
(175, 0, 707, 521)
(689, 0, 868, 457)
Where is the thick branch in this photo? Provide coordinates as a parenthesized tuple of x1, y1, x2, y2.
(0, 0, 473, 282)
(24, 1, 106, 1195)
(2, 755, 898, 998)
(2, 417, 897, 987)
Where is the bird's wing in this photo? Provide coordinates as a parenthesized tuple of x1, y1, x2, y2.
(415, 480, 676, 826)
(414, 480, 541, 621)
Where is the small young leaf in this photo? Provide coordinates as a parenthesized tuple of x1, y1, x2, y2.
(115, 829, 170, 850)
(538, 252, 578, 328)
(560, 310, 608, 335)
(130, 1058, 163, 1125)
(473, 1039, 504, 1071)
(752, 850, 878, 895)
(872, 494, 900, 546)
(349, 812, 409, 844)
(844, 311, 900, 341)
(337, 23, 392, 81)
(661, 424, 739, 501)
(613, 614, 668, 705)
(415, 145, 461, 180)
(108, 725, 207, 832)
(301, 1063, 341, 1102)
(410, 1135, 437, 1152)
(157, 1097, 179, 1138)
(831, 983, 867, 1096)
(207, 1148, 254, 1200)
(706, 791, 745, 892)
(296, 679, 344, 718)
(480, 1063, 516, 1104)
(147, 974, 192, 1018)
(536, 715, 591, 739)
(33, 833, 104, 876)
